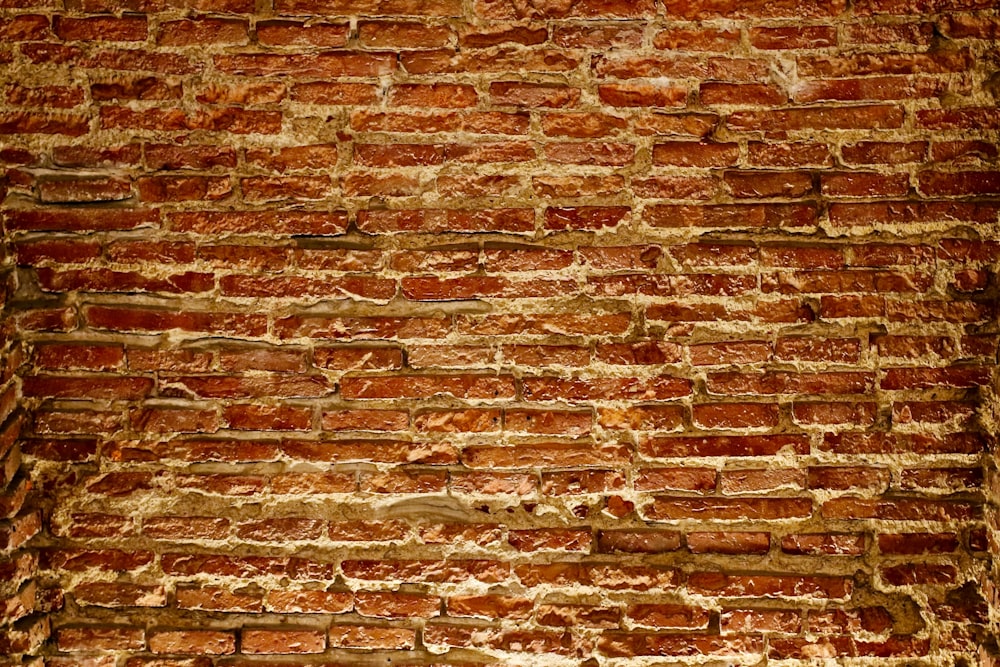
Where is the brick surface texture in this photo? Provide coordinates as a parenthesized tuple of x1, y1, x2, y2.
(0, 0, 999, 665)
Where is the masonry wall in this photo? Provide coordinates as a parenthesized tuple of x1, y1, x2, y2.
(0, 0, 999, 665)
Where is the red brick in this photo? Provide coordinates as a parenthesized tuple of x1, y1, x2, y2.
(846, 21, 934, 43)
(341, 374, 514, 399)
(486, 248, 573, 272)
(241, 628, 326, 654)
(634, 467, 717, 493)
(690, 341, 771, 365)
(653, 141, 739, 167)
(687, 532, 771, 554)
(237, 518, 324, 542)
(90, 78, 182, 102)
(940, 13, 1000, 38)
(279, 0, 462, 14)
(655, 27, 740, 51)
(664, 0, 846, 18)
(596, 341, 681, 365)
(476, 0, 654, 18)
(292, 81, 379, 105)
(689, 571, 851, 598)
(749, 142, 833, 166)
(808, 466, 890, 491)
(390, 83, 476, 108)
(899, 467, 981, 490)
(328, 625, 415, 650)
(647, 203, 817, 229)
(352, 109, 529, 134)
(701, 83, 787, 105)
(101, 107, 283, 133)
(509, 528, 592, 552)
(361, 469, 447, 493)
(23, 375, 152, 401)
(441, 173, 523, 196)
(177, 586, 263, 613)
(7, 84, 85, 108)
(800, 49, 972, 77)
(597, 529, 682, 554)
(720, 468, 805, 494)
(728, 105, 904, 133)
(402, 48, 579, 74)
(461, 24, 547, 47)
(215, 52, 395, 77)
(358, 20, 451, 47)
(38, 177, 131, 203)
(599, 633, 763, 657)
(342, 559, 508, 583)
(642, 434, 808, 457)
(822, 497, 981, 521)
(781, 533, 866, 555)
(554, 24, 643, 48)
(538, 604, 620, 628)
(707, 371, 873, 395)
(645, 497, 813, 521)
(355, 592, 440, 618)
(793, 401, 877, 425)
(491, 82, 580, 108)
(420, 524, 502, 546)
(271, 472, 356, 494)
(148, 630, 235, 655)
(822, 431, 983, 455)
(545, 206, 630, 231)
(73, 583, 166, 608)
(463, 443, 630, 469)
(544, 142, 635, 165)
(893, 400, 975, 425)
(55, 15, 147, 41)
(931, 140, 999, 163)
(143, 516, 230, 540)
(264, 590, 352, 614)
(506, 408, 589, 435)
(158, 18, 247, 45)
(42, 548, 154, 572)
(722, 608, 802, 634)
(276, 315, 449, 340)
(516, 562, 677, 590)
(724, 170, 813, 198)
(796, 76, 952, 103)
(598, 405, 685, 431)
(750, 25, 837, 48)
(598, 83, 688, 108)
(918, 170, 1000, 196)
(414, 408, 499, 432)
(881, 366, 992, 390)
(0, 14, 50, 41)
(879, 532, 959, 555)
(357, 208, 534, 233)
(523, 376, 690, 402)
(197, 81, 286, 104)
(57, 626, 145, 652)
(693, 403, 780, 429)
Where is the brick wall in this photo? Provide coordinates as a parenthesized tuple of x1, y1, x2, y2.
(1, 0, 999, 664)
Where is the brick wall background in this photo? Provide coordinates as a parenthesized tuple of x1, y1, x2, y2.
(1, 0, 999, 664)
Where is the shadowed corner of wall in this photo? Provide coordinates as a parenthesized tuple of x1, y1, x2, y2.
(982, 368, 1000, 667)
(0, 172, 51, 667)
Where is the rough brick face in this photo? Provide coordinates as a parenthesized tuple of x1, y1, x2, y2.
(0, 0, 998, 666)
